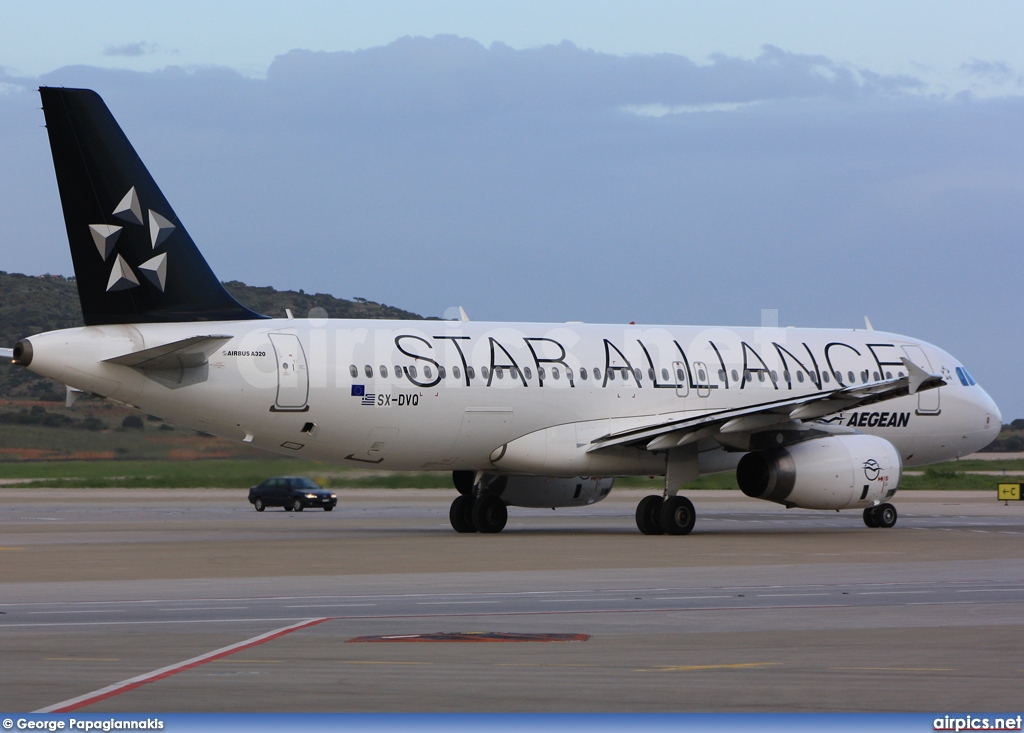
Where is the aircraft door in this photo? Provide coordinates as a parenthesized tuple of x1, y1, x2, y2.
(692, 361, 712, 398)
(902, 345, 940, 415)
(672, 361, 689, 398)
(269, 333, 309, 411)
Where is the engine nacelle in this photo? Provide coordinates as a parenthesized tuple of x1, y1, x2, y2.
(484, 474, 614, 509)
(736, 434, 901, 510)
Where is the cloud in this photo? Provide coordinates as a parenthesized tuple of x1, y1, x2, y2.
(103, 42, 162, 58)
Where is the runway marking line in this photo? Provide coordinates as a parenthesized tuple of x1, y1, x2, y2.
(35, 616, 331, 713)
(641, 663, 779, 672)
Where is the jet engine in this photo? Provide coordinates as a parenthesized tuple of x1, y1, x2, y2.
(484, 474, 614, 509)
(736, 434, 901, 511)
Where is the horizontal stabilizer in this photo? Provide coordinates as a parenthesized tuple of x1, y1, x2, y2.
(103, 335, 232, 370)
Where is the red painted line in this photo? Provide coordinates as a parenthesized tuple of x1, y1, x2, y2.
(37, 617, 331, 713)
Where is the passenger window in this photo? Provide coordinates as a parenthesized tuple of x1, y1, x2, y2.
(731, 369, 739, 382)
(453, 366, 461, 380)
(524, 367, 532, 380)
(796, 371, 804, 383)
(467, 366, 476, 380)
(552, 367, 560, 380)
(408, 365, 418, 378)
(510, 367, 519, 380)
(481, 367, 489, 380)
(349, 365, 358, 378)
(579, 367, 587, 381)
(438, 366, 446, 379)
(847, 371, 854, 384)
(593, 368, 601, 380)
(364, 365, 373, 378)
(424, 365, 433, 379)
(676, 368, 685, 382)
(823, 371, 830, 384)
(718, 369, 727, 382)
(648, 368, 656, 381)
(662, 368, 670, 382)
(495, 367, 504, 379)
(379, 365, 388, 378)
(608, 369, 615, 381)
(635, 368, 642, 382)
(394, 365, 403, 379)
(538, 367, 546, 380)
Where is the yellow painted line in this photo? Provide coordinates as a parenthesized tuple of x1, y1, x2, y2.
(838, 667, 955, 672)
(641, 662, 779, 672)
(0, 547, 25, 551)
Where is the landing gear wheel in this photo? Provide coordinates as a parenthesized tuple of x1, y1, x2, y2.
(449, 495, 477, 533)
(292, 499, 304, 512)
(472, 494, 508, 534)
(863, 507, 879, 528)
(452, 470, 475, 497)
(661, 496, 696, 535)
(876, 503, 897, 528)
(635, 495, 665, 535)
(254, 498, 265, 512)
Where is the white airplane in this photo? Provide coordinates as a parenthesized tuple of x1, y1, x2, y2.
(9, 88, 1001, 534)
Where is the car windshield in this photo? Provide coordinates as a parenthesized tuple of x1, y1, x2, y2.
(291, 478, 322, 490)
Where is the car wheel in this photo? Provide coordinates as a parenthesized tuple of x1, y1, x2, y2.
(254, 498, 265, 512)
(292, 498, 303, 512)
(324, 505, 333, 512)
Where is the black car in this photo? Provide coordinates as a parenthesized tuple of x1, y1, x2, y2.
(248, 477, 337, 512)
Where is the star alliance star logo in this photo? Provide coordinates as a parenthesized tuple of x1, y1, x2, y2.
(88, 186, 174, 293)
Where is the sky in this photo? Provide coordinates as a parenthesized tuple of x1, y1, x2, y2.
(1, 1, 1022, 419)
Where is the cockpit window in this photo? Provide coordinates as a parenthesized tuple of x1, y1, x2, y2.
(956, 366, 977, 387)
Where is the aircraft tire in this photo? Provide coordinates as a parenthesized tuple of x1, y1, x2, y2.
(254, 498, 265, 512)
(449, 495, 477, 533)
(876, 503, 897, 528)
(863, 507, 879, 528)
(661, 496, 696, 535)
(635, 495, 665, 535)
(472, 494, 508, 534)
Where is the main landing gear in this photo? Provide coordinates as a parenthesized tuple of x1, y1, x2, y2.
(635, 494, 697, 535)
(448, 471, 508, 534)
(863, 503, 898, 528)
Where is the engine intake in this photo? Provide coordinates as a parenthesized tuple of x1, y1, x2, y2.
(736, 434, 901, 510)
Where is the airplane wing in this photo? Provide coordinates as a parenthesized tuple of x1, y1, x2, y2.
(102, 335, 233, 370)
(589, 357, 944, 452)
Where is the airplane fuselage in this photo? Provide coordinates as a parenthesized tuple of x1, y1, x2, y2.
(22, 319, 1000, 475)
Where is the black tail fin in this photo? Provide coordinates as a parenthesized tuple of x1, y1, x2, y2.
(39, 87, 265, 325)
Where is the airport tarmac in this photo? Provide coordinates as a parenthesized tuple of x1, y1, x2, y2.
(1, 488, 1022, 712)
